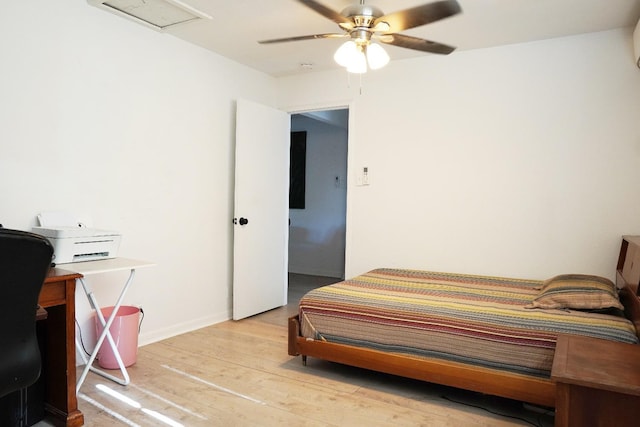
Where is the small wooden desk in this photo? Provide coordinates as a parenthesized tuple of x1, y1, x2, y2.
(551, 334, 640, 427)
(39, 268, 84, 426)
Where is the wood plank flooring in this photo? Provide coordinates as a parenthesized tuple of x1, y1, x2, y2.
(70, 274, 555, 426)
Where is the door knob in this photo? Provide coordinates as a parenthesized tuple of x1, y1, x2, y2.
(239, 217, 249, 225)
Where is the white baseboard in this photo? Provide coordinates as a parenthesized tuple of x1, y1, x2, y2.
(139, 309, 231, 347)
(75, 310, 231, 366)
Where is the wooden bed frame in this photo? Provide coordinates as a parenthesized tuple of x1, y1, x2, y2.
(288, 236, 640, 408)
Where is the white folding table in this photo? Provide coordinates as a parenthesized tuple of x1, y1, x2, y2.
(63, 258, 154, 392)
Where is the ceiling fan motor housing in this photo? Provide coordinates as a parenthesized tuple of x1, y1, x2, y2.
(340, 4, 386, 44)
(341, 4, 383, 28)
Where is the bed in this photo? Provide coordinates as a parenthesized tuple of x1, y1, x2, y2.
(288, 236, 640, 408)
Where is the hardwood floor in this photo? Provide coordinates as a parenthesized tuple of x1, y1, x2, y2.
(70, 274, 555, 426)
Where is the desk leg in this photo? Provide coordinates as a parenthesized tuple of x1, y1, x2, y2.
(42, 282, 84, 426)
(76, 270, 136, 392)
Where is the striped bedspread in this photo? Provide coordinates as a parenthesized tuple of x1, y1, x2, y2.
(299, 268, 639, 377)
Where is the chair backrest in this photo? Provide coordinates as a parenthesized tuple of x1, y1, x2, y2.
(0, 228, 53, 398)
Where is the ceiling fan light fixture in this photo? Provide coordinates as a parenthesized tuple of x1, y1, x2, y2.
(334, 41, 368, 74)
(334, 40, 358, 67)
(334, 40, 388, 73)
(366, 43, 390, 70)
(346, 48, 368, 74)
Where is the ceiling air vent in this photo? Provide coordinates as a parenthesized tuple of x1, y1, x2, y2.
(88, 0, 211, 31)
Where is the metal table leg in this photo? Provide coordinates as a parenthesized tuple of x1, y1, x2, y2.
(76, 269, 137, 393)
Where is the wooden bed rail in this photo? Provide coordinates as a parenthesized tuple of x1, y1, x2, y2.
(288, 314, 556, 408)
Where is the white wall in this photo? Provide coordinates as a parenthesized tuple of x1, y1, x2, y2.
(2, 2, 640, 354)
(289, 115, 348, 278)
(0, 1, 277, 348)
(278, 28, 640, 281)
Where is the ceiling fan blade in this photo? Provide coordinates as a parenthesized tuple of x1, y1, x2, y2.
(378, 33, 456, 55)
(374, 0, 461, 33)
(259, 33, 347, 44)
(297, 0, 353, 26)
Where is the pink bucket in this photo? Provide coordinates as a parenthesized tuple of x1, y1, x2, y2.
(95, 306, 140, 370)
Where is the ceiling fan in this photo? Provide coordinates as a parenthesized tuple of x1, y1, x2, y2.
(259, 0, 462, 73)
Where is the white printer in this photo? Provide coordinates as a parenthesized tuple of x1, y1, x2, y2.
(32, 212, 121, 264)
(33, 226, 122, 264)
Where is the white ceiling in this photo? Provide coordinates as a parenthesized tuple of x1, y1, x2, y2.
(104, 0, 640, 77)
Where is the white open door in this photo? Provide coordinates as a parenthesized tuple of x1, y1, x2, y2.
(233, 99, 290, 320)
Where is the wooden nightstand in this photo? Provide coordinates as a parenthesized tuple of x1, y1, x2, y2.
(551, 334, 640, 427)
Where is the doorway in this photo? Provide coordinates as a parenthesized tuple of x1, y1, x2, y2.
(288, 108, 348, 285)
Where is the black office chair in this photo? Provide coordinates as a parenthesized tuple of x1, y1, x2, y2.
(0, 228, 53, 426)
